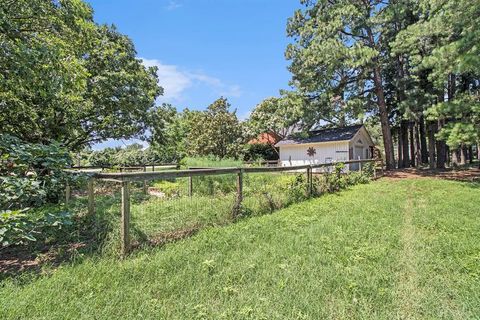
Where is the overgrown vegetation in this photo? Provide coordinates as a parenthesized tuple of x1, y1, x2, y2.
(1, 179, 479, 319)
(0, 135, 82, 247)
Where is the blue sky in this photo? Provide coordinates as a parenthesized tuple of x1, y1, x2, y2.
(88, 0, 300, 149)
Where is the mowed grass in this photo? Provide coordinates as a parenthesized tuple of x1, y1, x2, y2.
(1, 178, 479, 319)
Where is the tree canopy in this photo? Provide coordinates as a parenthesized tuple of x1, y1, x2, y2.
(0, 0, 162, 150)
(187, 98, 245, 159)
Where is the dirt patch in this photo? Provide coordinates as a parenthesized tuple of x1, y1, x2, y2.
(131, 224, 200, 249)
(382, 167, 480, 182)
(0, 242, 88, 279)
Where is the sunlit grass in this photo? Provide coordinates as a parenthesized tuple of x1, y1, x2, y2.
(1, 178, 479, 319)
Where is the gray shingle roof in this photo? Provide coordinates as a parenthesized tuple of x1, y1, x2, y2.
(275, 124, 363, 147)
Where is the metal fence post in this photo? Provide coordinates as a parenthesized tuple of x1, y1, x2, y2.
(143, 166, 148, 194)
(87, 178, 95, 215)
(232, 168, 243, 219)
(121, 181, 131, 256)
(188, 176, 193, 197)
(65, 183, 71, 205)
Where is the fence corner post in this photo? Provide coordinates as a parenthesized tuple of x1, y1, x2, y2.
(121, 181, 131, 257)
(87, 178, 95, 215)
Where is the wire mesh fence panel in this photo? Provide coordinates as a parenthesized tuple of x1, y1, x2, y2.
(242, 169, 310, 217)
(80, 159, 380, 255)
(126, 173, 237, 247)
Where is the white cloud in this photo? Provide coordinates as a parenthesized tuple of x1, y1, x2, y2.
(141, 58, 242, 103)
(142, 58, 191, 102)
(166, 1, 182, 10)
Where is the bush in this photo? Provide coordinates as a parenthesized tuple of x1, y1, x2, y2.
(0, 134, 74, 210)
(0, 135, 80, 248)
(244, 143, 278, 162)
(0, 209, 73, 247)
(312, 163, 372, 195)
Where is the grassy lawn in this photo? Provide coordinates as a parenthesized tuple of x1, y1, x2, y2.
(1, 178, 479, 319)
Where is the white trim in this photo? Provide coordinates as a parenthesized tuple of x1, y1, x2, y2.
(276, 139, 350, 148)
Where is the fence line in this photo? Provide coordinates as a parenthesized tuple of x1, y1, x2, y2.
(69, 163, 179, 171)
(77, 159, 382, 256)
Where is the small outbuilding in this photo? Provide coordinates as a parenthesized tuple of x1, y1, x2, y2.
(275, 124, 374, 170)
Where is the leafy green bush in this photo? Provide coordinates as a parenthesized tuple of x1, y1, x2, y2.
(0, 135, 80, 248)
(312, 162, 372, 195)
(284, 174, 309, 202)
(152, 180, 183, 198)
(243, 143, 278, 162)
(0, 134, 73, 210)
(0, 209, 73, 247)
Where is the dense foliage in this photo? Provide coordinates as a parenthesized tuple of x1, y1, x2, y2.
(85, 144, 164, 167)
(0, 134, 73, 210)
(186, 98, 245, 159)
(0, 0, 162, 150)
(0, 134, 79, 247)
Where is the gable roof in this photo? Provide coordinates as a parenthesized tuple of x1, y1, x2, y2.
(275, 124, 364, 147)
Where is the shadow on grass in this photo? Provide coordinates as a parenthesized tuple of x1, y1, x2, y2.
(0, 194, 120, 282)
(1, 176, 375, 282)
(383, 165, 480, 183)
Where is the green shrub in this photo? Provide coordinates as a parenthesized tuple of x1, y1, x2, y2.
(312, 162, 372, 195)
(0, 135, 81, 248)
(152, 180, 183, 198)
(0, 209, 73, 247)
(243, 143, 278, 162)
(0, 134, 74, 210)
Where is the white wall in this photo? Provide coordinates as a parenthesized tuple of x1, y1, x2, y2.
(279, 141, 350, 171)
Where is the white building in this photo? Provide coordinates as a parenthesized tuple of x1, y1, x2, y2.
(275, 125, 374, 171)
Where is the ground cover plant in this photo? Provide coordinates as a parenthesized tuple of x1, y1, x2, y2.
(0, 178, 479, 319)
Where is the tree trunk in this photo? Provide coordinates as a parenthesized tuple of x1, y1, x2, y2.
(468, 145, 474, 164)
(398, 127, 404, 168)
(419, 115, 428, 164)
(373, 67, 395, 169)
(414, 121, 422, 167)
(401, 120, 410, 168)
(409, 123, 415, 167)
(451, 148, 459, 166)
(478, 141, 480, 169)
(427, 121, 436, 169)
(365, 24, 394, 170)
(436, 89, 447, 169)
(460, 144, 467, 165)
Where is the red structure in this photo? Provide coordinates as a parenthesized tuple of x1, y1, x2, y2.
(248, 132, 281, 146)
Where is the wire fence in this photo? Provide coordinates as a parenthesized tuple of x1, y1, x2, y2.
(65, 159, 382, 256)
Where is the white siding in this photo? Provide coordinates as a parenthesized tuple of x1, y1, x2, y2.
(279, 141, 350, 171)
(349, 128, 373, 170)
